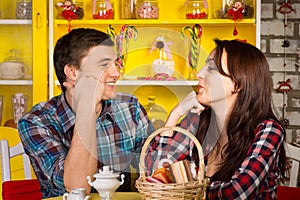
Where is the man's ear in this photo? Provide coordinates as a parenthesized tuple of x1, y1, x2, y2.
(64, 64, 79, 81)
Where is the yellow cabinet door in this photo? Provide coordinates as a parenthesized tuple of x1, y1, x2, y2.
(0, 0, 48, 126)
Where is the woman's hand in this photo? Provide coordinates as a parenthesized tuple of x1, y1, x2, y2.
(176, 91, 204, 116)
(161, 91, 204, 137)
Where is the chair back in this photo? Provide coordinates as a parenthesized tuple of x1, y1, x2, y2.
(285, 142, 300, 187)
(0, 127, 36, 181)
(1, 140, 33, 182)
(0, 126, 38, 199)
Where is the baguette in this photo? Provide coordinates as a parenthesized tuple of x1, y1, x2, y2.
(170, 160, 189, 183)
(182, 160, 195, 181)
(169, 160, 195, 183)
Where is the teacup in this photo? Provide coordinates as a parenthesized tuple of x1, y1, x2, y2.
(63, 188, 90, 200)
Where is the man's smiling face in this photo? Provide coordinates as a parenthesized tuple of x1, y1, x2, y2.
(80, 45, 120, 100)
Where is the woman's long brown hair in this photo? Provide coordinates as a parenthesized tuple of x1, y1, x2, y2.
(194, 39, 287, 181)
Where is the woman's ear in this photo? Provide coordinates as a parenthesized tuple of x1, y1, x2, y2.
(232, 83, 242, 94)
(64, 64, 79, 81)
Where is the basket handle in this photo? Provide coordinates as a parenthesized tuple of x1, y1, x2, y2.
(139, 126, 205, 182)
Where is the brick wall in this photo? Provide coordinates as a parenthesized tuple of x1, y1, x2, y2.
(261, 0, 300, 144)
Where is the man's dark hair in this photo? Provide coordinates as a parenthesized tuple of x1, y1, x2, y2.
(53, 28, 114, 92)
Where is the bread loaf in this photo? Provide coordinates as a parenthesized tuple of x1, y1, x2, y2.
(169, 160, 194, 183)
(152, 167, 174, 183)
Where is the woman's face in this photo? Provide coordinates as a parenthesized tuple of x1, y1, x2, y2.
(195, 48, 237, 108)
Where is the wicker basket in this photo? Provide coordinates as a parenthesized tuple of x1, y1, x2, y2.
(136, 126, 207, 200)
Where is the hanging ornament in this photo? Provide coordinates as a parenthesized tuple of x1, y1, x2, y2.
(276, 78, 293, 127)
(277, 0, 296, 15)
(277, 0, 296, 28)
(227, 1, 244, 36)
(276, 79, 293, 93)
(281, 39, 290, 48)
(280, 104, 290, 128)
(276, 0, 296, 127)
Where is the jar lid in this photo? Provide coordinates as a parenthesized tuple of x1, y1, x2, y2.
(3, 49, 26, 63)
(93, 166, 120, 179)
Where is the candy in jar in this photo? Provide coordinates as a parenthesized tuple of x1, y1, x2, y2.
(136, 0, 159, 19)
(92, 0, 114, 19)
(16, 0, 32, 19)
(56, 0, 84, 20)
(185, 0, 208, 19)
(215, 0, 254, 19)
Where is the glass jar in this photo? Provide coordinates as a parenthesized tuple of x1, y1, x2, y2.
(144, 96, 168, 130)
(216, 0, 254, 19)
(151, 36, 175, 76)
(121, 0, 137, 19)
(136, 0, 159, 19)
(185, 0, 207, 19)
(11, 93, 28, 124)
(240, 0, 254, 18)
(55, 0, 84, 20)
(0, 49, 27, 79)
(93, 0, 114, 19)
(16, 0, 32, 19)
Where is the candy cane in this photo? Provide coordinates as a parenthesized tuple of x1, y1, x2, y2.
(107, 24, 116, 39)
(118, 24, 138, 70)
(107, 25, 138, 71)
(181, 24, 202, 70)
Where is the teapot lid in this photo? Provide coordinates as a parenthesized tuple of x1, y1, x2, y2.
(93, 166, 120, 179)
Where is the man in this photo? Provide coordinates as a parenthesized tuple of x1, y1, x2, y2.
(18, 28, 154, 198)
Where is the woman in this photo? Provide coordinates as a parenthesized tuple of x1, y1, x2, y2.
(147, 39, 287, 199)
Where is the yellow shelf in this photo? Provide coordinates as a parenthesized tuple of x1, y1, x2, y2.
(54, 19, 255, 26)
(117, 80, 198, 86)
(0, 19, 32, 24)
(55, 80, 197, 86)
(0, 80, 32, 85)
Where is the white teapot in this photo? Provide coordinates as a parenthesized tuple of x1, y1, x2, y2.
(87, 166, 125, 200)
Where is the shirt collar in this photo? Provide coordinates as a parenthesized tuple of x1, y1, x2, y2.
(99, 100, 115, 123)
(58, 93, 76, 133)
